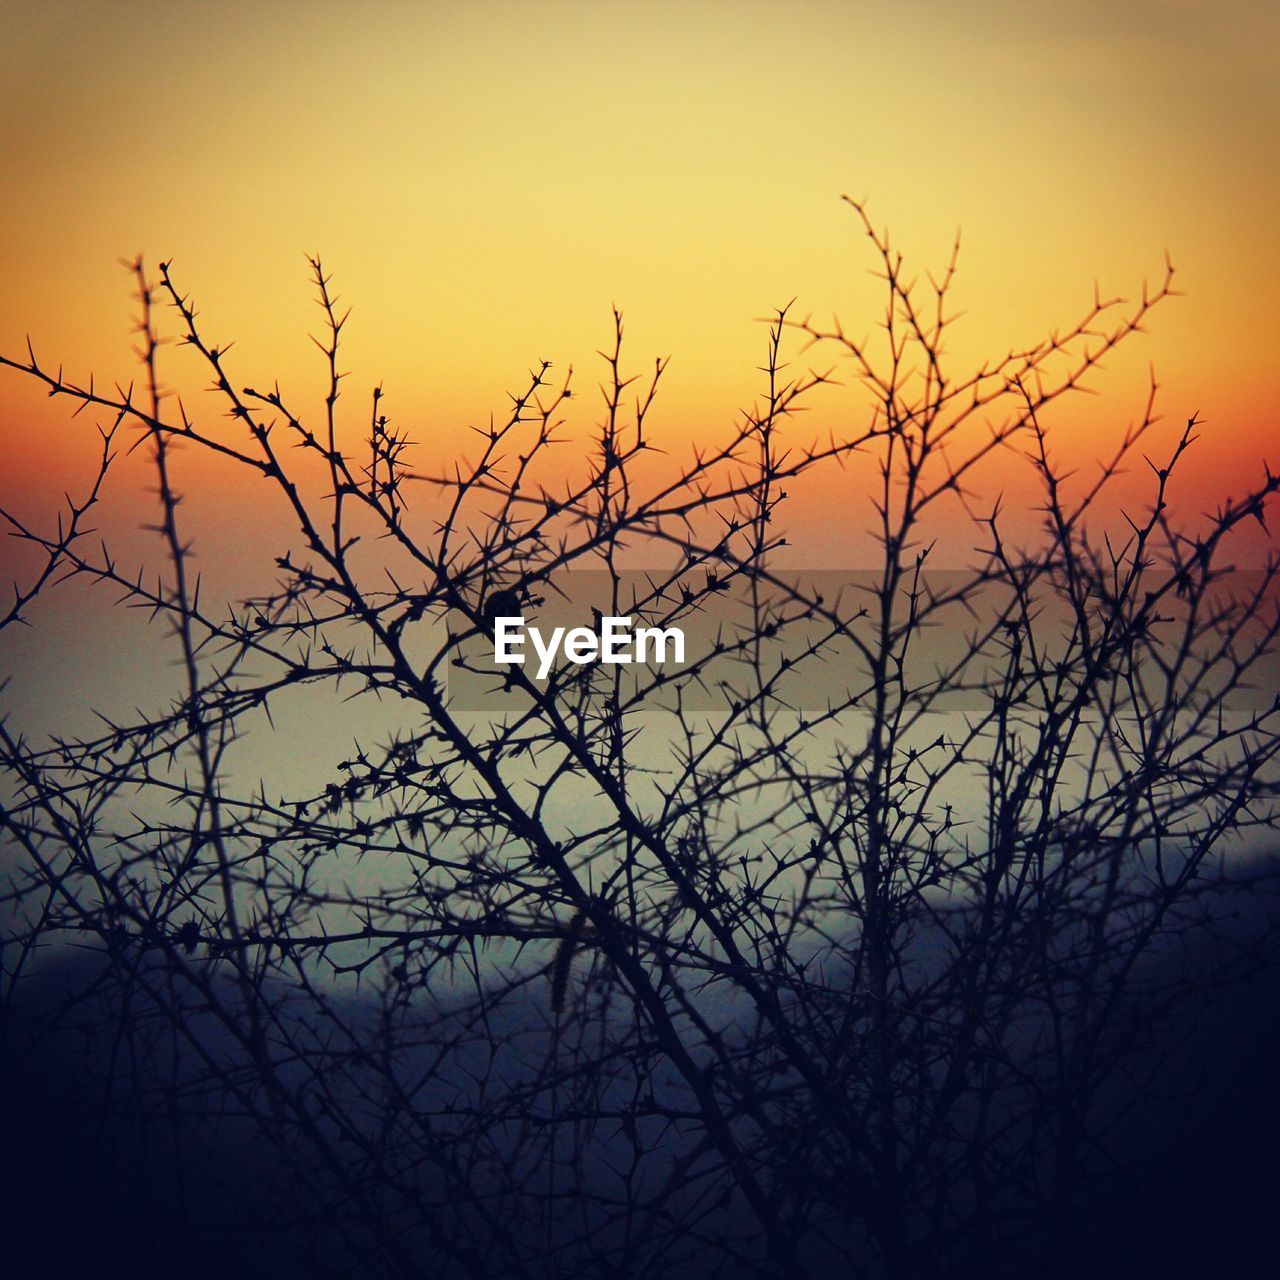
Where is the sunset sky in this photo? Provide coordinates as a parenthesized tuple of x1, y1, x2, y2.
(1, 0, 1277, 573)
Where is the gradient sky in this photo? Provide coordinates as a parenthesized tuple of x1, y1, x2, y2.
(1, 0, 1277, 575)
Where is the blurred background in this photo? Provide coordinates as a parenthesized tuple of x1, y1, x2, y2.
(2, 0, 1276, 579)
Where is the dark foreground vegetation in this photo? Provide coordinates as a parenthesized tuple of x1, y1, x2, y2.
(6, 916, 1279, 1279)
(3, 203, 1279, 1277)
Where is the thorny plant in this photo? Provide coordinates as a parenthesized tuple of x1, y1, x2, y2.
(2, 200, 1280, 1279)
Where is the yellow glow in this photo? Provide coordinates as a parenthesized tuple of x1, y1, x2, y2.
(2, 0, 1277, 565)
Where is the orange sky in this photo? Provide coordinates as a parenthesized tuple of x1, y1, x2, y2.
(1, 0, 1277, 574)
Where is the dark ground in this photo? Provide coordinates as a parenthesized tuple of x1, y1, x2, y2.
(4, 924, 1279, 1280)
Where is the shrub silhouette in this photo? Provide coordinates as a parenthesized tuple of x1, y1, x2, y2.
(3, 201, 1279, 1278)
